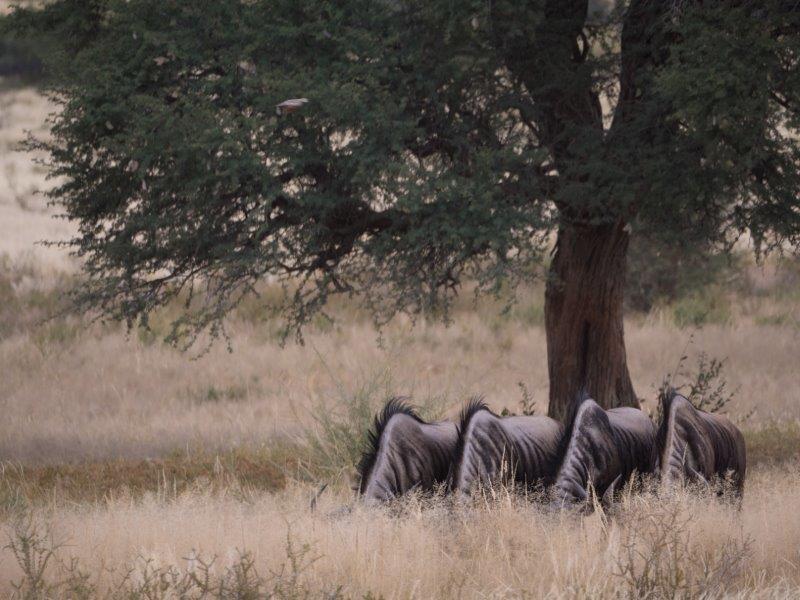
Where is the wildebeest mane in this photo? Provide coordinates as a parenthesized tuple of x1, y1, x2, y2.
(655, 387, 679, 468)
(450, 396, 493, 486)
(554, 388, 592, 466)
(356, 397, 423, 493)
(454, 395, 492, 454)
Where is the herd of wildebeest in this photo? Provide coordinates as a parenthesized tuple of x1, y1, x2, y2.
(355, 391, 747, 509)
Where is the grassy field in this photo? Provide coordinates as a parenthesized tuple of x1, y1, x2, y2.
(1, 84, 799, 598)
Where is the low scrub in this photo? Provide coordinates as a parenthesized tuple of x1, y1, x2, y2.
(613, 494, 752, 599)
(0, 450, 286, 517)
(299, 369, 447, 486)
(5, 521, 346, 600)
(745, 422, 800, 467)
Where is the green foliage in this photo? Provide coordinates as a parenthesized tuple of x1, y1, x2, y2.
(671, 288, 731, 328)
(300, 368, 445, 484)
(625, 233, 735, 313)
(0, 39, 42, 81)
(302, 377, 390, 483)
(658, 347, 739, 417)
(682, 352, 737, 414)
(6, 0, 800, 344)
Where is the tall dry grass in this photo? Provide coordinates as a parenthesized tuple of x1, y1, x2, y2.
(2, 472, 800, 598)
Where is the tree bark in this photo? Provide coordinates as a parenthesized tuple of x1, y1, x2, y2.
(545, 220, 639, 421)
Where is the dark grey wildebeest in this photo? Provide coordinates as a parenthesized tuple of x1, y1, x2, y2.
(551, 394, 657, 508)
(451, 398, 564, 497)
(657, 391, 746, 497)
(356, 398, 459, 503)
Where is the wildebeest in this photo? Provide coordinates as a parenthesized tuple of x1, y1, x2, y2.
(451, 398, 564, 497)
(356, 398, 459, 502)
(551, 394, 657, 508)
(657, 391, 746, 497)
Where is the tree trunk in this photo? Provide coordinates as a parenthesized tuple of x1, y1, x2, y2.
(545, 220, 639, 422)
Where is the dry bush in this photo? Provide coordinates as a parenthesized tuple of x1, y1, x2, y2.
(613, 495, 752, 599)
(5, 520, 345, 600)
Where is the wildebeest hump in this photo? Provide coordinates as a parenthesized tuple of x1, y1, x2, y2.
(658, 393, 746, 496)
(553, 399, 657, 507)
(358, 398, 459, 502)
(452, 399, 564, 496)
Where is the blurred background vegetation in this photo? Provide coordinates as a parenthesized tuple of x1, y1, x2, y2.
(0, 0, 798, 502)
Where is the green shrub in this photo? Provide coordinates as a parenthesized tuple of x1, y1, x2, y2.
(625, 230, 737, 314)
(513, 298, 545, 327)
(744, 422, 800, 467)
(301, 369, 445, 485)
(671, 288, 731, 328)
(754, 313, 796, 327)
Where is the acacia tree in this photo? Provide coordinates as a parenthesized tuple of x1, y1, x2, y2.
(6, 0, 800, 419)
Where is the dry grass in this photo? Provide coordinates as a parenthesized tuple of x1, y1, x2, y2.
(0, 450, 287, 516)
(1, 472, 800, 598)
(1, 86, 799, 598)
(2, 312, 798, 467)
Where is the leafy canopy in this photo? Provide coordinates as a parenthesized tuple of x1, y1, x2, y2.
(5, 0, 800, 344)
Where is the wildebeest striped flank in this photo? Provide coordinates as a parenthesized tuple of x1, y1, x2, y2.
(657, 391, 746, 497)
(357, 398, 458, 502)
(451, 398, 564, 496)
(552, 394, 657, 508)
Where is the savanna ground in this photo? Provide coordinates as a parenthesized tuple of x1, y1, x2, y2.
(1, 81, 799, 599)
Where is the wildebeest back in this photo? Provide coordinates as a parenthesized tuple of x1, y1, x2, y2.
(358, 398, 458, 502)
(552, 398, 657, 506)
(451, 399, 564, 495)
(657, 392, 746, 496)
